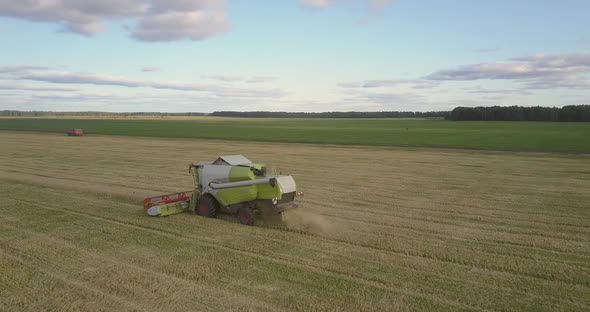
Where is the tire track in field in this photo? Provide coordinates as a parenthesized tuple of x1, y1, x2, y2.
(6, 167, 587, 264)
(299, 171, 590, 212)
(5, 179, 590, 292)
(313, 196, 590, 238)
(310, 185, 590, 221)
(0, 224, 283, 312)
(0, 250, 148, 312)
(309, 197, 590, 241)
(306, 200, 590, 261)
(3, 174, 589, 287)
(310, 200, 590, 250)
(295, 183, 590, 229)
(0, 170, 158, 203)
(5, 197, 492, 312)
(323, 193, 590, 227)
(309, 209, 590, 267)
(8, 193, 590, 309)
(216, 224, 590, 310)
(5, 195, 590, 312)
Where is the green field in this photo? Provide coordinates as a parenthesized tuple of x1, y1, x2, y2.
(1, 117, 589, 153)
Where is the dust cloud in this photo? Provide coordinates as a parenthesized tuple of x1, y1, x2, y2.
(283, 207, 347, 237)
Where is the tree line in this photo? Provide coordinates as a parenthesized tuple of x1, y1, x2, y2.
(0, 111, 206, 117)
(209, 111, 449, 118)
(449, 105, 590, 122)
(3, 105, 590, 121)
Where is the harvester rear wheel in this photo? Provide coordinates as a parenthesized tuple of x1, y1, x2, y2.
(238, 206, 255, 226)
(197, 194, 218, 218)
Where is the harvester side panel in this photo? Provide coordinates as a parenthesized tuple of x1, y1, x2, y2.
(212, 185, 258, 206)
(256, 182, 282, 200)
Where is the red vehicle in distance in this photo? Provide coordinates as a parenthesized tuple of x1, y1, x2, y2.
(66, 128, 84, 136)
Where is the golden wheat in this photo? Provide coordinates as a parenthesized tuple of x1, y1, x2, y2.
(0, 132, 589, 311)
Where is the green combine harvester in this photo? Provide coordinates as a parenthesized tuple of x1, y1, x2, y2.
(143, 155, 301, 225)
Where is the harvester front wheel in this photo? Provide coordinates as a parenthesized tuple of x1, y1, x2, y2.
(238, 206, 255, 226)
(197, 194, 218, 218)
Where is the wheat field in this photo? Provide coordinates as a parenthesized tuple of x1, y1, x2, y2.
(0, 132, 589, 311)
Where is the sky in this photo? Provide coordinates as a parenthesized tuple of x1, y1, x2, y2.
(0, 0, 589, 112)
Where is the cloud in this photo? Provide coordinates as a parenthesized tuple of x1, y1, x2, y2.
(337, 82, 362, 88)
(364, 91, 423, 104)
(0, 84, 77, 92)
(204, 75, 278, 83)
(0, 88, 291, 113)
(302, 0, 394, 11)
(465, 86, 531, 95)
(0, 0, 147, 35)
(362, 79, 401, 88)
(0, 65, 50, 73)
(338, 79, 401, 88)
(141, 66, 161, 72)
(0, 66, 286, 99)
(524, 75, 590, 90)
(338, 79, 438, 89)
(368, 0, 395, 11)
(426, 52, 590, 89)
(302, 0, 336, 10)
(0, 0, 229, 41)
(246, 76, 278, 83)
(410, 81, 440, 89)
(130, 9, 230, 42)
(205, 75, 243, 82)
(474, 48, 500, 53)
(338, 79, 427, 107)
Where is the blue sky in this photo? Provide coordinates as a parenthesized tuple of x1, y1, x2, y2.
(0, 0, 588, 112)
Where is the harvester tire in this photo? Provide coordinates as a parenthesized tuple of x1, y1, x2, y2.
(197, 194, 218, 218)
(238, 206, 255, 226)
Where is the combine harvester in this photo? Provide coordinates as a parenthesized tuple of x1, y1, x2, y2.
(143, 155, 302, 225)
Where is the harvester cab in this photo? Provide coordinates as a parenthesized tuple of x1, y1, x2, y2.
(143, 155, 301, 225)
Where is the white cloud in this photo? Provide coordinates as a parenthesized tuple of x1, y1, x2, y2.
(302, 0, 336, 10)
(141, 66, 161, 72)
(465, 87, 531, 95)
(368, 0, 394, 11)
(246, 76, 278, 83)
(364, 91, 423, 105)
(361, 79, 400, 88)
(204, 75, 278, 83)
(0, 88, 299, 113)
(0, 0, 229, 41)
(0, 66, 286, 99)
(0, 83, 77, 92)
(205, 75, 243, 82)
(0, 65, 50, 73)
(426, 52, 590, 90)
(474, 48, 500, 53)
(339, 79, 438, 89)
(131, 9, 230, 42)
(302, 0, 394, 11)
